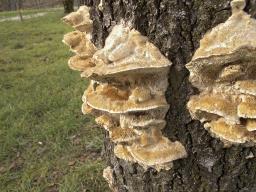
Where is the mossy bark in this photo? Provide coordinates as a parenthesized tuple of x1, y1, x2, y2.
(83, 0, 256, 191)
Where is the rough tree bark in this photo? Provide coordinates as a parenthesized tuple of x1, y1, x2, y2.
(63, 0, 74, 13)
(83, 0, 256, 191)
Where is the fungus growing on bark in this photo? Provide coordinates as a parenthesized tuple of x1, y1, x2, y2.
(187, 94, 240, 124)
(84, 83, 168, 114)
(98, 0, 103, 12)
(62, 6, 92, 33)
(63, 31, 96, 57)
(205, 119, 249, 144)
(62, 8, 187, 170)
(235, 81, 256, 96)
(103, 166, 117, 192)
(114, 136, 187, 171)
(119, 109, 168, 129)
(186, 0, 256, 145)
(80, 24, 171, 80)
(68, 55, 95, 71)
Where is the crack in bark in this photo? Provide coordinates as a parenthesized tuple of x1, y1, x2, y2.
(217, 149, 227, 191)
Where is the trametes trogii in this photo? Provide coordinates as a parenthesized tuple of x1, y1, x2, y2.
(62, 6, 187, 170)
(186, 0, 256, 146)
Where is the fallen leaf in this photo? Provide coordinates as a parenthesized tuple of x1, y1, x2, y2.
(68, 161, 76, 166)
(0, 166, 5, 173)
(8, 162, 17, 171)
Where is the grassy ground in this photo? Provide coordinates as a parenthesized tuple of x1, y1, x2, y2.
(0, 8, 62, 19)
(0, 10, 109, 192)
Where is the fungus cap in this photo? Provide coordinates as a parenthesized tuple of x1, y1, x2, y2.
(102, 167, 116, 191)
(109, 127, 140, 143)
(114, 144, 135, 162)
(114, 139, 186, 170)
(81, 24, 171, 79)
(84, 83, 169, 114)
(186, 0, 256, 89)
(95, 115, 116, 131)
(205, 118, 249, 144)
(235, 80, 256, 96)
(62, 6, 93, 33)
(238, 101, 256, 118)
(63, 31, 97, 57)
(187, 94, 240, 124)
(120, 114, 166, 129)
(68, 55, 95, 71)
(246, 120, 256, 131)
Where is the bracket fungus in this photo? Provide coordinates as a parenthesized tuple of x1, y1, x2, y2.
(62, 6, 92, 33)
(186, 0, 256, 146)
(103, 166, 117, 191)
(62, 6, 187, 170)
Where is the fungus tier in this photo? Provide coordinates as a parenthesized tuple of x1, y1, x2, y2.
(62, 6, 187, 170)
(63, 6, 186, 170)
(186, 0, 256, 146)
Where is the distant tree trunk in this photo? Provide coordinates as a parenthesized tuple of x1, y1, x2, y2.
(34, 0, 40, 9)
(16, 0, 23, 21)
(1, 0, 17, 11)
(0, 0, 8, 11)
(84, 0, 256, 191)
(10, 0, 17, 10)
(63, 0, 74, 13)
(78, 0, 87, 6)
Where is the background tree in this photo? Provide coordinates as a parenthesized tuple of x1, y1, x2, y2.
(1, 0, 18, 11)
(34, 0, 41, 9)
(83, 0, 256, 191)
(16, 0, 23, 21)
(63, 0, 74, 13)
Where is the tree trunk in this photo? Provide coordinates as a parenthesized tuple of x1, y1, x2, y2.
(34, 0, 41, 9)
(63, 0, 74, 13)
(0, 0, 10, 11)
(84, 0, 256, 191)
(10, 0, 17, 10)
(16, 0, 23, 22)
(1, 0, 17, 11)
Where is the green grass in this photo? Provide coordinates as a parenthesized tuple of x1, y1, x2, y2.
(0, 10, 109, 192)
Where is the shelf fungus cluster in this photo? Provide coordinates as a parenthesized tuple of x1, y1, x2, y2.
(62, 6, 187, 170)
(186, 0, 256, 146)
